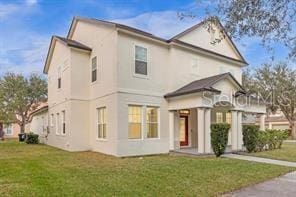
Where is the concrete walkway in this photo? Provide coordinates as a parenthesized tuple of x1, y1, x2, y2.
(224, 171, 296, 197)
(222, 154, 296, 167)
(285, 140, 296, 143)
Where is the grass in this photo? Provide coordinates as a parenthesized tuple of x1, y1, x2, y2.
(246, 142, 296, 162)
(0, 141, 294, 197)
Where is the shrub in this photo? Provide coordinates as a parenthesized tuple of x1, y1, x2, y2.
(25, 132, 39, 144)
(277, 130, 289, 149)
(243, 125, 259, 153)
(211, 123, 230, 157)
(257, 131, 268, 152)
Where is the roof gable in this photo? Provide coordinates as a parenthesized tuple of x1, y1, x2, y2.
(170, 18, 246, 63)
(164, 72, 245, 98)
(43, 36, 91, 74)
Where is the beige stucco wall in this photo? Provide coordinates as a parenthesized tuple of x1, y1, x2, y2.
(178, 23, 242, 60)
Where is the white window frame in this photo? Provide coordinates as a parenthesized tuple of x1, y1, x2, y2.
(56, 113, 60, 135)
(97, 107, 107, 140)
(50, 114, 54, 127)
(127, 103, 161, 141)
(91, 56, 97, 83)
(133, 44, 149, 79)
(61, 111, 66, 135)
(146, 106, 160, 139)
(128, 105, 144, 140)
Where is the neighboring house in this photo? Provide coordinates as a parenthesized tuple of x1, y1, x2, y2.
(42, 16, 266, 157)
(26, 104, 49, 143)
(2, 123, 20, 139)
(256, 110, 290, 130)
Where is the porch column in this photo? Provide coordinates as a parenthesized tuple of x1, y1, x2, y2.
(204, 108, 211, 153)
(231, 110, 238, 151)
(169, 111, 175, 151)
(197, 108, 205, 154)
(237, 111, 243, 150)
(268, 122, 272, 129)
(260, 114, 266, 131)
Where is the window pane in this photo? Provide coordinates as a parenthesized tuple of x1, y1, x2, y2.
(128, 123, 141, 139)
(216, 112, 223, 123)
(135, 46, 147, 61)
(92, 70, 97, 82)
(128, 106, 142, 139)
(92, 57, 97, 70)
(135, 60, 147, 75)
(147, 123, 158, 138)
(146, 107, 158, 138)
(147, 107, 158, 122)
(98, 108, 106, 139)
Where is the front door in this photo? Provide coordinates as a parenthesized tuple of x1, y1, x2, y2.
(179, 116, 189, 146)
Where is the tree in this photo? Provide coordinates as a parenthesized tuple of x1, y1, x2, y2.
(0, 108, 14, 140)
(0, 73, 47, 134)
(243, 63, 296, 139)
(190, 0, 296, 60)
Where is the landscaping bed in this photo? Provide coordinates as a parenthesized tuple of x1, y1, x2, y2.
(0, 141, 294, 197)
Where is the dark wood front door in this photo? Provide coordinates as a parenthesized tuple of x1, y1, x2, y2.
(179, 116, 189, 146)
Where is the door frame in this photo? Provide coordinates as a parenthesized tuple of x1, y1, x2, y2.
(179, 115, 189, 147)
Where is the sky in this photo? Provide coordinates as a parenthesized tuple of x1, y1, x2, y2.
(0, 0, 291, 76)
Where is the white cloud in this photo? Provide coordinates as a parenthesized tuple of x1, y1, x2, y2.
(26, 0, 38, 6)
(113, 10, 199, 39)
(0, 3, 19, 19)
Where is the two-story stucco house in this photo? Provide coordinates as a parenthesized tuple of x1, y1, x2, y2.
(43, 16, 266, 157)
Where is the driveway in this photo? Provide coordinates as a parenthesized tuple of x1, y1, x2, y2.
(225, 171, 296, 197)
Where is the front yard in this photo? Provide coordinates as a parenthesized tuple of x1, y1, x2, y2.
(246, 142, 296, 162)
(0, 141, 294, 197)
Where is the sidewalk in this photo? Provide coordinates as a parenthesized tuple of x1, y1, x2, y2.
(222, 154, 296, 167)
(224, 171, 296, 197)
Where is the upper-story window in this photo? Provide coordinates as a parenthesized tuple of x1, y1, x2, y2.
(135, 45, 147, 76)
(58, 66, 61, 89)
(62, 110, 66, 135)
(91, 56, 97, 82)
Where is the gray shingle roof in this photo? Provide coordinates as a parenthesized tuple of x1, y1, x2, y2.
(164, 72, 245, 98)
(54, 36, 92, 51)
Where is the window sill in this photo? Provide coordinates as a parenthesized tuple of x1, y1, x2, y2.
(133, 73, 149, 80)
(91, 81, 99, 86)
(96, 138, 107, 142)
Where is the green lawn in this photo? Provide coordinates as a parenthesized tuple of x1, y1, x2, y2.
(0, 141, 294, 197)
(247, 142, 296, 162)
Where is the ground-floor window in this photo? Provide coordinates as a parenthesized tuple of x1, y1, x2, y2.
(128, 105, 142, 139)
(128, 105, 160, 139)
(226, 112, 232, 124)
(56, 113, 60, 135)
(146, 106, 159, 138)
(216, 112, 223, 123)
(97, 107, 106, 139)
(62, 111, 66, 135)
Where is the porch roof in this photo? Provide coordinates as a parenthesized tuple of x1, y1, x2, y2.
(164, 72, 245, 98)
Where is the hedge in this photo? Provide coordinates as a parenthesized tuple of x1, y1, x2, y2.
(211, 123, 231, 157)
(242, 125, 288, 153)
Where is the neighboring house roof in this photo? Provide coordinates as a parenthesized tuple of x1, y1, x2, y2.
(28, 104, 48, 122)
(43, 36, 92, 73)
(164, 72, 245, 98)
